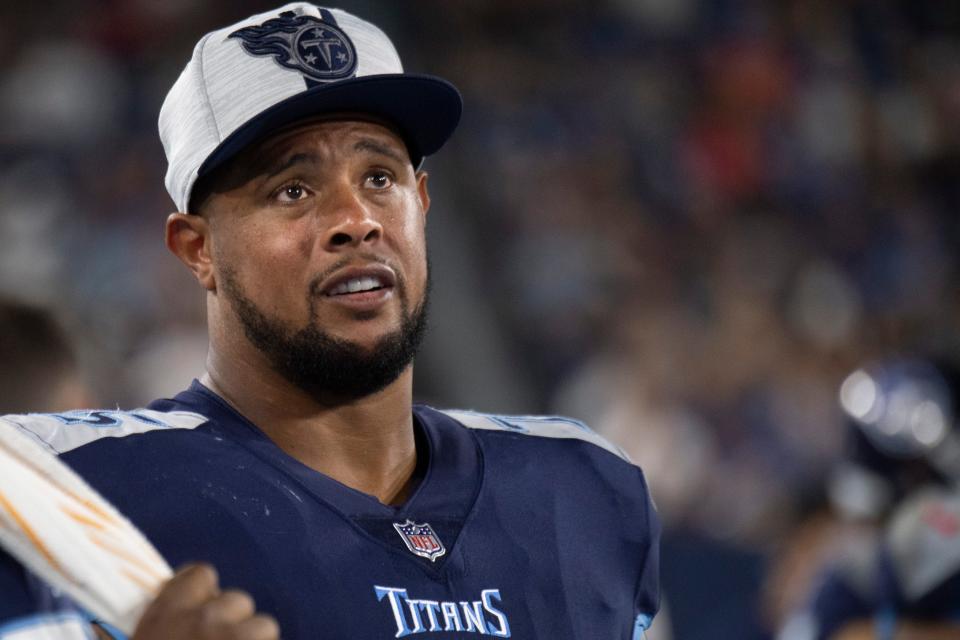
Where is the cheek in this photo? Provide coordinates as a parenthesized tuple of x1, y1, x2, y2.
(396, 193, 427, 249)
(407, 230, 430, 304)
(214, 219, 312, 302)
(247, 216, 312, 258)
(397, 206, 428, 274)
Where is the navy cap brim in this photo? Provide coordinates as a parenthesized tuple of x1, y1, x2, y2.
(196, 73, 462, 182)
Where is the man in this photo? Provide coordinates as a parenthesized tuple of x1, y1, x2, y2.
(0, 4, 659, 638)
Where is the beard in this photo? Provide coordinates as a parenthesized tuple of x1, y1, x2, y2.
(219, 261, 429, 403)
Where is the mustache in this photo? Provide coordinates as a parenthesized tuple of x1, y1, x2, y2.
(307, 253, 404, 297)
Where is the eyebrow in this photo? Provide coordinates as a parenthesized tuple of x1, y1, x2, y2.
(353, 138, 406, 164)
(257, 136, 406, 182)
(262, 152, 321, 180)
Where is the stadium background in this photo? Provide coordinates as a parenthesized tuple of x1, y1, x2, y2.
(1, 0, 958, 637)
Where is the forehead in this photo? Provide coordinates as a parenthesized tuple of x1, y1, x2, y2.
(254, 118, 410, 166)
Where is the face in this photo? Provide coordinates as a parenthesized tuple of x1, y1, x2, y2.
(198, 119, 432, 399)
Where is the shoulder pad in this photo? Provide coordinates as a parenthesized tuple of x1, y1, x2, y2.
(0, 409, 208, 455)
(886, 487, 960, 601)
(439, 409, 631, 463)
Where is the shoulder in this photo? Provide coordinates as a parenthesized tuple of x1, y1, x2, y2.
(0, 408, 209, 455)
(428, 406, 633, 463)
(421, 406, 652, 512)
(883, 487, 960, 603)
(425, 408, 661, 621)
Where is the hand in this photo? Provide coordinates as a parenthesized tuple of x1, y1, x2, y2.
(130, 564, 280, 640)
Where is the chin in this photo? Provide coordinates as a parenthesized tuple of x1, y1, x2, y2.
(319, 317, 402, 344)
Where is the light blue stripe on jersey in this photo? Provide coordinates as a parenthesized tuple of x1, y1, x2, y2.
(0, 409, 208, 455)
(0, 612, 94, 639)
(633, 613, 653, 640)
(439, 409, 633, 462)
(82, 616, 126, 640)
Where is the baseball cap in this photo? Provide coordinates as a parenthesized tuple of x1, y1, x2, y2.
(159, 3, 462, 212)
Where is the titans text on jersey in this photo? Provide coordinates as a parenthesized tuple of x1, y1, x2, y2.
(374, 586, 510, 637)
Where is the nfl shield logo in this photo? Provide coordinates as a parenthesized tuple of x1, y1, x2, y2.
(393, 519, 446, 562)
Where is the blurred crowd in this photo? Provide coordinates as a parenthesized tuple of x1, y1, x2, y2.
(2, 0, 959, 637)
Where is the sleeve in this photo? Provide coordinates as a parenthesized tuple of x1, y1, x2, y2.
(0, 549, 96, 639)
(632, 468, 661, 640)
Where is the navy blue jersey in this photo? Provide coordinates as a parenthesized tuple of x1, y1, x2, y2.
(0, 554, 97, 639)
(0, 381, 659, 639)
(780, 562, 874, 640)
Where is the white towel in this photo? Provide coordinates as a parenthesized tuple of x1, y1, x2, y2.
(0, 417, 172, 635)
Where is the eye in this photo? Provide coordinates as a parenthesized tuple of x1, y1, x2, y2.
(366, 171, 393, 190)
(275, 182, 310, 203)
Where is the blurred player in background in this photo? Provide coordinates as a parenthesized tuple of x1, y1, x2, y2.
(777, 357, 960, 640)
(0, 3, 660, 638)
(0, 298, 92, 414)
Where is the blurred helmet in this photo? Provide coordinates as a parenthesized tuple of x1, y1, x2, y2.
(829, 358, 960, 521)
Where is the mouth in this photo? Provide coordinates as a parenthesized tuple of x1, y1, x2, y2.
(318, 265, 397, 308)
(326, 275, 390, 296)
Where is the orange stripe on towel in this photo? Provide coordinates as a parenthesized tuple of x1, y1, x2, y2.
(0, 491, 62, 572)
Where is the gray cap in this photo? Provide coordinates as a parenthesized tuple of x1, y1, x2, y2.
(159, 3, 462, 212)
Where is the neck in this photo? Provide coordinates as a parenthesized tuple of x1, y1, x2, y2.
(202, 345, 418, 506)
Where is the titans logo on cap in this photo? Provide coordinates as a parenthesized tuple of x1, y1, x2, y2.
(229, 10, 357, 84)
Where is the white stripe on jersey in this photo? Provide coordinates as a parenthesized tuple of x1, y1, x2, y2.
(0, 410, 208, 455)
(440, 409, 632, 462)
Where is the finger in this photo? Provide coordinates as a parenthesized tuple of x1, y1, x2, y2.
(198, 590, 256, 626)
(233, 614, 281, 640)
(151, 563, 220, 609)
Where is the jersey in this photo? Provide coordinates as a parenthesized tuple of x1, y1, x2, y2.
(0, 554, 98, 640)
(0, 380, 659, 639)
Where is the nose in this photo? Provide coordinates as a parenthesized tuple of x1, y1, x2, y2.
(321, 188, 383, 250)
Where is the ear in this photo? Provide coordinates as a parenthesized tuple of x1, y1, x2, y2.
(415, 170, 431, 221)
(165, 213, 216, 291)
